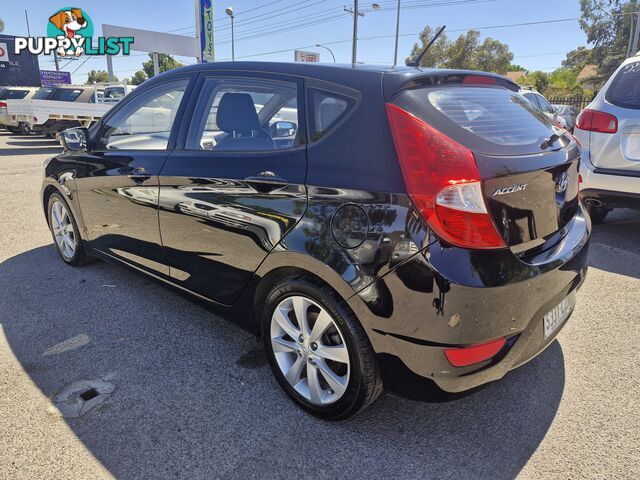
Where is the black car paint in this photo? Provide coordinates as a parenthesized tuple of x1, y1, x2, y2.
(42, 62, 590, 395)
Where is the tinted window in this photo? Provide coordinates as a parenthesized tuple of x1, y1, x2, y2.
(522, 92, 540, 108)
(0, 89, 29, 100)
(309, 90, 349, 141)
(33, 87, 54, 99)
(100, 79, 188, 150)
(104, 87, 125, 99)
(606, 60, 640, 109)
(187, 77, 299, 151)
(535, 94, 554, 114)
(49, 88, 83, 102)
(426, 87, 555, 146)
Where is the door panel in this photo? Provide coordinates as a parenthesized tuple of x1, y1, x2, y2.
(158, 74, 307, 304)
(158, 150, 307, 304)
(74, 78, 191, 275)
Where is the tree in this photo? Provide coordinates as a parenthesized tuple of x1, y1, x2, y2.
(128, 70, 148, 85)
(142, 53, 183, 79)
(562, 46, 594, 72)
(579, 0, 639, 79)
(407, 26, 514, 74)
(85, 70, 117, 84)
(507, 64, 527, 72)
(0, 18, 4, 32)
(516, 70, 550, 93)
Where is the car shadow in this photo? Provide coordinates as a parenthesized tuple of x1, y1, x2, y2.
(6, 140, 61, 147)
(588, 208, 640, 280)
(1, 245, 565, 479)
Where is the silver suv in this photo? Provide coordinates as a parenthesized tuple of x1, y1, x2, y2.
(575, 53, 640, 223)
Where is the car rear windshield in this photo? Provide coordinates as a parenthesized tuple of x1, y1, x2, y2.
(0, 89, 29, 100)
(606, 60, 640, 110)
(49, 88, 83, 102)
(392, 86, 560, 156)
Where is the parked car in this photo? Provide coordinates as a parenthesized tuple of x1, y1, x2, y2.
(7, 84, 107, 137)
(0, 86, 40, 133)
(575, 54, 640, 224)
(519, 87, 568, 129)
(101, 84, 137, 104)
(42, 63, 590, 419)
(553, 104, 579, 132)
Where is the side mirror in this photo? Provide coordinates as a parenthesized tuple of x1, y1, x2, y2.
(61, 127, 89, 151)
(270, 121, 297, 138)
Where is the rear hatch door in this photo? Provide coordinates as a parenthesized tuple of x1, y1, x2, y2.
(389, 77, 580, 252)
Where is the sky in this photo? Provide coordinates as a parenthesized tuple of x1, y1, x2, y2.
(0, 0, 589, 84)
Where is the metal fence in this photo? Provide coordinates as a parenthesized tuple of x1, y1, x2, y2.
(547, 96, 596, 110)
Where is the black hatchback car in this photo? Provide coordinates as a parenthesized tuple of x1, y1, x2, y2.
(43, 62, 590, 419)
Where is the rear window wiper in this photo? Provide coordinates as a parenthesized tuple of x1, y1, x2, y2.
(540, 128, 567, 150)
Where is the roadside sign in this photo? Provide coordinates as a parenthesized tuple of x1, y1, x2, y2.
(198, 0, 215, 62)
(0, 42, 9, 62)
(40, 70, 72, 87)
(295, 50, 320, 62)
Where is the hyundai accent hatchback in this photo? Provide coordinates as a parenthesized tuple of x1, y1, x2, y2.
(42, 62, 590, 419)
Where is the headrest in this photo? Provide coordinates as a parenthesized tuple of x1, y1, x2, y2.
(216, 93, 260, 133)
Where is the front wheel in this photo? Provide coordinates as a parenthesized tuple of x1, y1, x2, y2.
(47, 192, 93, 266)
(262, 277, 382, 420)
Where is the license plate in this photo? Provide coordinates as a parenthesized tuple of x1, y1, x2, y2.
(543, 294, 575, 340)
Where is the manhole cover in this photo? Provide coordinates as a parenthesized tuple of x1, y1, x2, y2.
(53, 379, 115, 418)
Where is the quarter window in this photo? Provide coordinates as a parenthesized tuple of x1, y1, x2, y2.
(308, 90, 350, 141)
(186, 77, 299, 151)
(100, 79, 188, 150)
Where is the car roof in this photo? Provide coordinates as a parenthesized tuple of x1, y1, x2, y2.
(154, 61, 518, 97)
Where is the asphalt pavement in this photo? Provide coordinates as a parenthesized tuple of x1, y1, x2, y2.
(0, 130, 638, 479)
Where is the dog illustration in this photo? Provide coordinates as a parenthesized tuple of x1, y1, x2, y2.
(49, 9, 88, 57)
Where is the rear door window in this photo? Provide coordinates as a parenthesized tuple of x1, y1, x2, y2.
(606, 60, 640, 110)
(33, 87, 54, 99)
(0, 89, 29, 100)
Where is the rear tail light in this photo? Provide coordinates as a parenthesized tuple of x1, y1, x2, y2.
(385, 103, 506, 249)
(576, 109, 618, 134)
(0, 101, 6, 108)
(444, 337, 507, 367)
(462, 75, 497, 85)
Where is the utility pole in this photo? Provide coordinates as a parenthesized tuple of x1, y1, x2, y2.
(345, 1, 364, 64)
(393, 0, 401, 66)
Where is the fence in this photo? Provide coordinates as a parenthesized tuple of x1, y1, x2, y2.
(547, 96, 596, 110)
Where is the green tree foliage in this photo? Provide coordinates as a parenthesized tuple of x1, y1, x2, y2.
(579, 0, 639, 78)
(562, 46, 594, 72)
(507, 64, 527, 71)
(128, 70, 148, 85)
(0, 18, 5, 32)
(85, 70, 118, 84)
(142, 53, 184, 79)
(517, 70, 550, 93)
(407, 26, 514, 74)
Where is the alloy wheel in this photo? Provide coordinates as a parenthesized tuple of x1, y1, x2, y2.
(51, 199, 76, 259)
(270, 295, 350, 406)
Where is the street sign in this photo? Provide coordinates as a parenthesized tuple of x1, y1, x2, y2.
(294, 50, 320, 62)
(40, 70, 72, 87)
(197, 0, 215, 62)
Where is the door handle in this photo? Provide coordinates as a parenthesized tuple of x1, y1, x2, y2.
(244, 171, 288, 192)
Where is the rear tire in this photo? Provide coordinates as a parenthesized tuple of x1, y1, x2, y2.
(586, 205, 610, 224)
(262, 276, 383, 420)
(47, 192, 93, 266)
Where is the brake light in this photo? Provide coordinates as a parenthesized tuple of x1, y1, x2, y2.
(576, 109, 618, 134)
(385, 103, 506, 249)
(0, 101, 6, 108)
(444, 337, 507, 367)
(462, 75, 496, 85)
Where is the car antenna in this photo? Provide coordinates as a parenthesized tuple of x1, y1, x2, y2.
(406, 25, 446, 67)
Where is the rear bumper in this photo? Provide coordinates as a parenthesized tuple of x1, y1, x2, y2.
(580, 152, 640, 206)
(348, 206, 590, 394)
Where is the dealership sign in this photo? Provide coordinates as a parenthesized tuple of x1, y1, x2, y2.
(294, 50, 320, 62)
(40, 69, 72, 86)
(198, 0, 215, 62)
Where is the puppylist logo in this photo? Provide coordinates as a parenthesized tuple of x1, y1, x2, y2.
(14, 7, 133, 57)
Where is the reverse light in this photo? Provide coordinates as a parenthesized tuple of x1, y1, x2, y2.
(576, 109, 618, 134)
(444, 337, 507, 367)
(385, 103, 506, 249)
